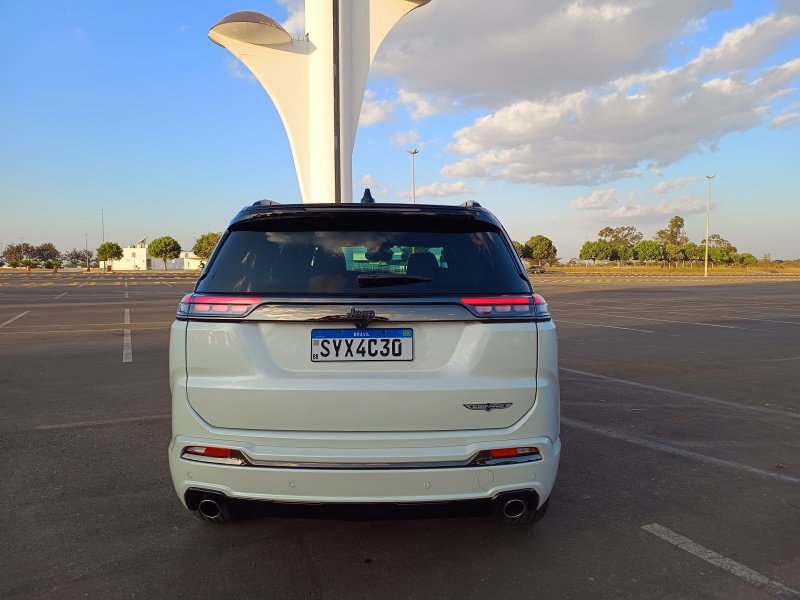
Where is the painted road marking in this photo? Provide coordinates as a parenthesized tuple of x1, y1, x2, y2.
(0, 311, 30, 328)
(36, 415, 170, 430)
(562, 417, 800, 485)
(54, 292, 68, 299)
(556, 319, 655, 333)
(123, 309, 132, 363)
(561, 367, 799, 419)
(642, 524, 800, 600)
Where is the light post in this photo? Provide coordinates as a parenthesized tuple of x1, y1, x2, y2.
(704, 175, 714, 277)
(85, 233, 89, 271)
(407, 149, 419, 204)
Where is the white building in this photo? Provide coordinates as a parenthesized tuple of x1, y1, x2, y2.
(110, 239, 202, 271)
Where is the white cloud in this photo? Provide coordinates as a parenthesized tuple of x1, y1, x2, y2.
(440, 20, 800, 186)
(652, 176, 700, 194)
(400, 181, 474, 199)
(378, 1, 737, 106)
(359, 99, 395, 127)
(357, 174, 379, 190)
(373, 2, 800, 187)
(609, 195, 707, 219)
(397, 89, 454, 120)
(772, 112, 799, 127)
(225, 57, 256, 81)
(390, 130, 420, 146)
(277, 0, 304, 37)
(570, 189, 618, 210)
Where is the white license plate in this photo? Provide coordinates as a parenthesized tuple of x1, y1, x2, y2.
(311, 329, 413, 362)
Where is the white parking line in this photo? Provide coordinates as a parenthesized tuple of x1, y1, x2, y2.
(642, 524, 800, 599)
(561, 367, 799, 419)
(556, 319, 655, 333)
(562, 417, 800, 484)
(54, 292, 68, 299)
(36, 414, 170, 430)
(0, 311, 30, 328)
(123, 309, 132, 363)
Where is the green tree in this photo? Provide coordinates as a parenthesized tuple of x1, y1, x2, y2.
(739, 253, 757, 266)
(682, 242, 703, 264)
(634, 240, 664, 263)
(525, 235, 557, 265)
(31, 242, 61, 263)
(579, 240, 612, 262)
(62, 248, 85, 268)
(612, 244, 632, 265)
(148, 236, 182, 271)
(193, 232, 222, 261)
(665, 243, 684, 267)
(598, 226, 643, 249)
(655, 216, 688, 247)
(512, 241, 532, 259)
(97, 242, 124, 269)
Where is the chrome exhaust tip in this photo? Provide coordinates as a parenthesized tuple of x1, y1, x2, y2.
(502, 498, 527, 519)
(198, 498, 223, 519)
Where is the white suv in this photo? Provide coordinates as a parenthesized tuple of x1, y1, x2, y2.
(168, 200, 560, 524)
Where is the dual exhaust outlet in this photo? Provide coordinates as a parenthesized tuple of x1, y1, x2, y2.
(193, 490, 533, 521)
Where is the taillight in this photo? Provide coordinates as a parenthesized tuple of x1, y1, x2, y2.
(178, 294, 263, 318)
(469, 446, 542, 466)
(182, 446, 249, 466)
(185, 446, 232, 458)
(489, 447, 539, 458)
(460, 295, 551, 320)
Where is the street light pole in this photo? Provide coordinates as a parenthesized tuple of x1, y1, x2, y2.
(85, 233, 89, 271)
(407, 149, 419, 204)
(704, 175, 714, 277)
(102, 209, 105, 244)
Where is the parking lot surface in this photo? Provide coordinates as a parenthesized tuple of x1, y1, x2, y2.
(1, 270, 799, 599)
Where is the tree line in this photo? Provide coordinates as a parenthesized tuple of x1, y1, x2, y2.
(1, 233, 223, 270)
(512, 216, 762, 268)
(578, 217, 758, 267)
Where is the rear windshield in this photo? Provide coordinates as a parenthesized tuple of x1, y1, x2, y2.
(196, 213, 529, 296)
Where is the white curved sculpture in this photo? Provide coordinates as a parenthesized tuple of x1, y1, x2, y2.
(210, 1, 431, 203)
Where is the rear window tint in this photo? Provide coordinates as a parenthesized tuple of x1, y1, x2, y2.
(197, 214, 529, 296)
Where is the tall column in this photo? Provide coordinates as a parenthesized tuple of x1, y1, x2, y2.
(209, 1, 431, 204)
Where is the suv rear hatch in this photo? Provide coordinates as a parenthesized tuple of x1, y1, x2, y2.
(179, 205, 546, 432)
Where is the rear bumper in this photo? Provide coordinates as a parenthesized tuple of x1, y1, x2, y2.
(169, 436, 560, 509)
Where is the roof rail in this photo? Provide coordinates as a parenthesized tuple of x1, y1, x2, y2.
(461, 200, 482, 208)
(252, 199, 282, 206)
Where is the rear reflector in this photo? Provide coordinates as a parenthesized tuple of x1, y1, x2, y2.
(489, 447, 540, 459)
(184, 446, 232, 459)
(178, 294, 263, 318)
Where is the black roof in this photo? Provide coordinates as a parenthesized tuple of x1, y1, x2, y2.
(228, 202, 500, 228)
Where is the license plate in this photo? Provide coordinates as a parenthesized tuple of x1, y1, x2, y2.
(311, 329, 413, 362)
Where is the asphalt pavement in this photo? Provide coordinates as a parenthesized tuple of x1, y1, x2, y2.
(1, 270, 798, 600)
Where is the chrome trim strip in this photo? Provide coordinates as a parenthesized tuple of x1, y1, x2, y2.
(181, 449, 542, 469)
(181, 453, 248, 466)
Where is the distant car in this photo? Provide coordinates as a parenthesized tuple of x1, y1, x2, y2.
(528, 266, 546, 274)
(168, 200, 560, 525)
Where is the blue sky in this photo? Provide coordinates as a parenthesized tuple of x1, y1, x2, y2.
(1, 1, 799, 260)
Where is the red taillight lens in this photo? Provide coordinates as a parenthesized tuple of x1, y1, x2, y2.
(178, 294, 263, 317)
(489, 447, 540, 459)
(184, 446, 232, 459)
(461, 296, 534, 317)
